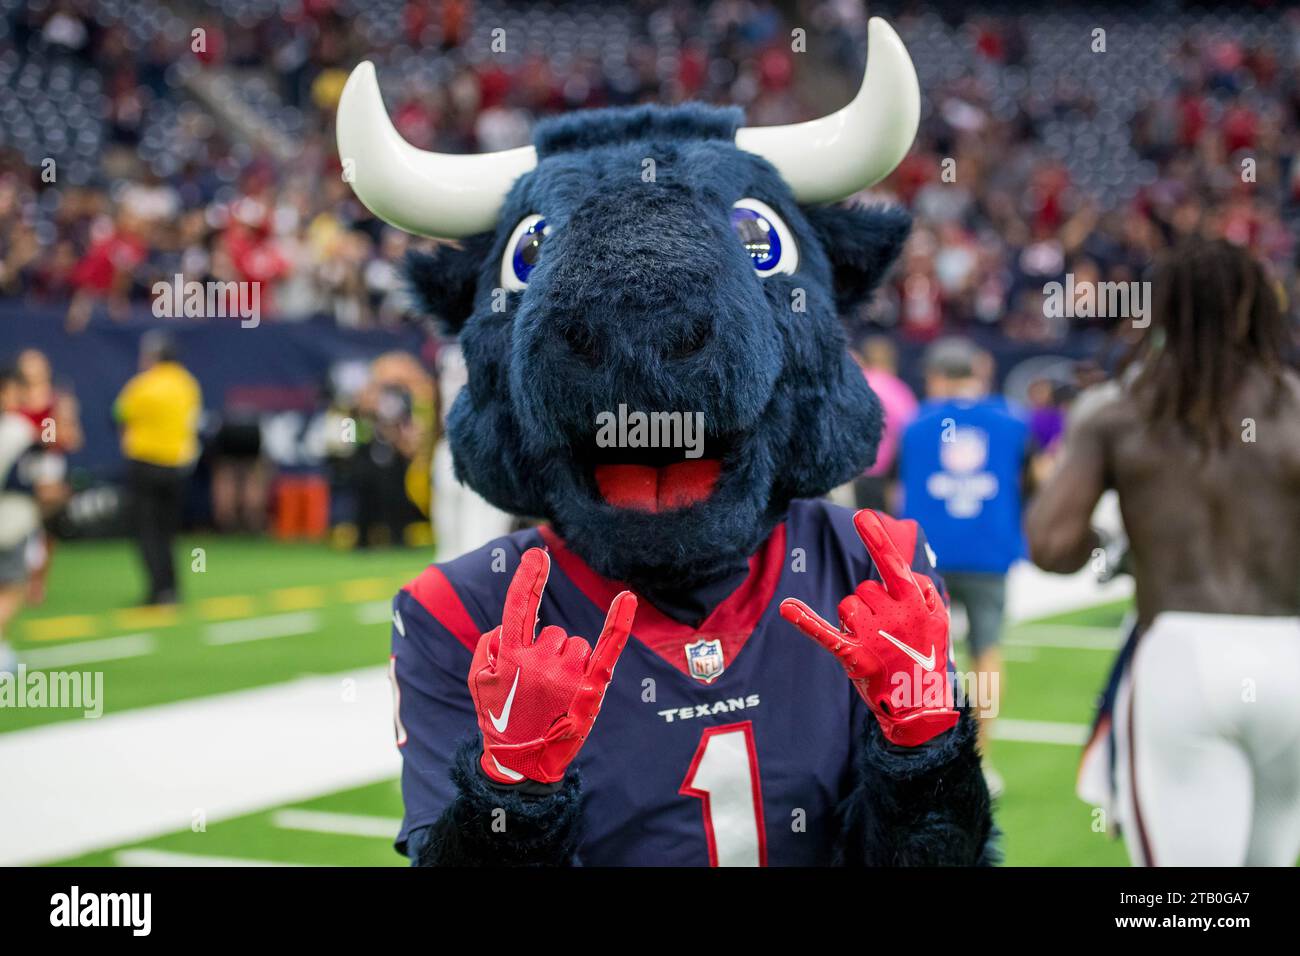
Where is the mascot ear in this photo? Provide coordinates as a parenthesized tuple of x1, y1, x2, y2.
(805, 204, 911, 313)
(405, 233, 494, 334)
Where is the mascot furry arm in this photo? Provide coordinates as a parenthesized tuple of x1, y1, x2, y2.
(339, 17, 995, 866)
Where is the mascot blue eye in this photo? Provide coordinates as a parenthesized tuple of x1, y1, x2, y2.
(731, 207, 781, 269)
(501, 214, 549, 291)
(731, 198, 798, 277)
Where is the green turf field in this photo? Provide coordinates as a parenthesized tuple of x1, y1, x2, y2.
(6, 536, 1131, 866)
(5, 535, 415, 731)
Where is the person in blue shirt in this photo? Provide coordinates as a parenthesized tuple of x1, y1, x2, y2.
(899, 337, 1035, 794)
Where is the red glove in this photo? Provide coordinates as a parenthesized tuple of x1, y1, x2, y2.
(780, 509, 958, 747)
(469, 547, 637, 785)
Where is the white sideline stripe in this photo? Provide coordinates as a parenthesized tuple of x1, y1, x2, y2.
(22, 634, 157, 668)
(992, 718, 1089, 746)
(1006, 626, 1122, 651)
(1005, 560, 1133, 624)
(354, 601, 393, 625)
(0, 666, 399, 866)
(203, 611, 320, 645)
(116, 849, 305, 867)
(272, 809, 401, 839)
(1018, 623, 1115, 634)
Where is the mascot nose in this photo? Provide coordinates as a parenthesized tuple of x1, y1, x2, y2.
(658, 315, 713, 361)
(558, 314, 713, 364)
(559, 323, 600, 364)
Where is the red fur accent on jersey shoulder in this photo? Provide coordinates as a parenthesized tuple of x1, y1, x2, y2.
(404, 566, 482, 651)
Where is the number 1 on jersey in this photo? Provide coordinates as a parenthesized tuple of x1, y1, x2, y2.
(679, 721, 768, 866)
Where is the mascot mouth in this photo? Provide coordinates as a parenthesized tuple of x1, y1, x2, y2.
(583, 431, 736, 513)
(594, 460, 722, 512)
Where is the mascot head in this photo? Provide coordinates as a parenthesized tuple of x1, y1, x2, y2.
(339, 18, 918, 594)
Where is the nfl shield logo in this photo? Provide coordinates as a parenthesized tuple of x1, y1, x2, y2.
(685, 638, 725, 684)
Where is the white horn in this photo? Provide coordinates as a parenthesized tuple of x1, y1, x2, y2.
(735, 17, 919, 203)
(336, 61, 537, 238)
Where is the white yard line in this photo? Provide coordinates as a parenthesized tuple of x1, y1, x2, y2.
(0, 667, 399, 866)
(354, 601, 393, 625)
(1006, 626, 1121, 651)
(203, 612, 320, 645)
(992, 718, 1089, 746)
(272, 809, 401, 839)
(115, 849, 306, 867)
(22, 634, 157, 668)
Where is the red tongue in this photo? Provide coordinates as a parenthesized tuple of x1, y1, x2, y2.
(594, 460, 721, 513)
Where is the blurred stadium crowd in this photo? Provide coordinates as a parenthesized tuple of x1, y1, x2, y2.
(1, 0, 1296, 872)
(0, 0, 1295, 339)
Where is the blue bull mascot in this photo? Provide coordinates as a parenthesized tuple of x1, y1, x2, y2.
(339, 18, 995, 866)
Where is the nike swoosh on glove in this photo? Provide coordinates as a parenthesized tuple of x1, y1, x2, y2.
(779, 509, 958, 747)
(469, 546, 637, 785)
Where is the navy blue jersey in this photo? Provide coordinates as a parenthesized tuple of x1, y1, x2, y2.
(390, 498, 942, 866)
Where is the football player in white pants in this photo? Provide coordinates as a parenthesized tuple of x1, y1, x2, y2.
(1026, 238, 1300, 867)
(1117, 613, 1300, 865)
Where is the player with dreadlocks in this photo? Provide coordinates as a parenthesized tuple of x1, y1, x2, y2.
(1026, 237, 1300, 866)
